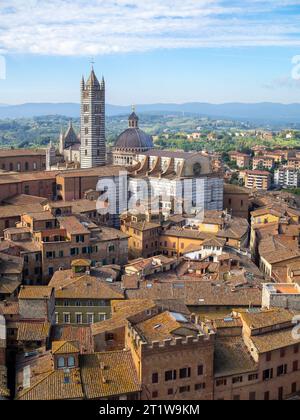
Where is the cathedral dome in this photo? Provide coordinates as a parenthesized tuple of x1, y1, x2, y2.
(115, 110, 154, 151)
(115, 128, 153, 150)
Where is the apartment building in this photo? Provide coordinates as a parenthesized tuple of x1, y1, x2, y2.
(252, 156, 275, 171)
(274, 167, 300, 188)
(244, 170, 272, 191)
(229, 152, 251, 169)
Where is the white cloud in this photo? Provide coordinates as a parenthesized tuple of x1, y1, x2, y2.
(0, 0, 299, 56)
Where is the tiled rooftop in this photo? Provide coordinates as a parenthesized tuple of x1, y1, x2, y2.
(80, 350, 141, 399)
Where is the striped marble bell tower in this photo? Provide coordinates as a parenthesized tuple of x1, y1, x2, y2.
(80, 68, 106, 168)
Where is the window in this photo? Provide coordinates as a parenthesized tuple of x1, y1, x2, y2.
(264, 391, 270, 401)
(280, 348, 286, 358)
(293, 361, 298, 372)
(105, 333, 114, 342)
(294, 344, 299, 354)
(76, 235, 85, 243)
(55, 313, 59, 324)
(179, 367, 191, 379)
(263, 368, 273, 381)
(167, 389, 173, 396)
(152, 373, 158, 384)
(58, 357, 65, 368)
(63, 313, 70, 324)
(179, 386, 190, 394)
(75, 313, 82, 324)
(195, 383, 206, 391)
(232, 376, 243, 384)
(165, 370, 176, 382)
(48, 267, 54, 276)
(292, 383, 297, 394)
(68, 356, 75, 367)
(46, 251, 55, 259)
(248, 374, 258, 381)
(278, 387, 283, 401)
(98, 313, 106, 322)
(152, 391, 158, 398)
(277, 364, 287, 377)
(87, 313, 94, 324)
(198, 365, 204, 376)
(71, 248, 79, 256)
(216, 379, 227, 387)
(266, 352, 272, 362)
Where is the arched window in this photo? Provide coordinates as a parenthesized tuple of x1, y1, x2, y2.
(25, 162, 29, 171)
(68, 356, 75, 367)
(58, 357, 65, 368)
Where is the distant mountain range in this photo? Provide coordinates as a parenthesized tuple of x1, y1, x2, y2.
(0, 102, 300, 124)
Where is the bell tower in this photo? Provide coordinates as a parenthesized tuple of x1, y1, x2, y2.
(80, 67, 106, 168)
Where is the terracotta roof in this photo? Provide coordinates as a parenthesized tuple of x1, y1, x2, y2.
(126, 281, 262, 307)
(240, 309, 294, 330)
(0, 277, 21, 295)
(251, 328, 300, 354)
(0, 300, 19, 316)
(214, 337, 257, 377)
(52, 341, 80, 355)
(51, 325, 94, 354)
(0, 149, 46, 157)
(3, 194, 48, 206)
(19, 286, 53, 300)
(57, 165, 126, 179)
(134, 311, 198, 343)
(58, 216, 90, 235)
(17, 322, 51, 341)
(71, 259, 91, 267)
(251, 207, 282, 218)
(91, 299, 157, 336)
(17, 368, 84, 400)
(49, 272, 124, 300)
(80, 350, 141, 399)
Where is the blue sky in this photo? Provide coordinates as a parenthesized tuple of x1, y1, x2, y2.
(0, 0, 300, 105)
